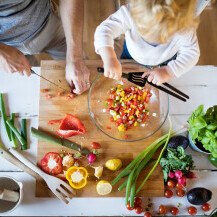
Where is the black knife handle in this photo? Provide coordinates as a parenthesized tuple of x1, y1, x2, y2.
(97, 67, 104, 73)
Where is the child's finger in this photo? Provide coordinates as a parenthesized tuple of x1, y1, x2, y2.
(142, 71, 151, 78)
(104, 69, 110, 78)
(147, 74, 154, 83)
(152, 78, 157, 84)
(109, 70, 115, 79)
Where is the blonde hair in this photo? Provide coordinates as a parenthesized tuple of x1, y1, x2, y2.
(130, 0, 199, 43)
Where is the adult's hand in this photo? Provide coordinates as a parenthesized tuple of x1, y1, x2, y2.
(0, 43, 31, 76)
(65, 59, 90, 95)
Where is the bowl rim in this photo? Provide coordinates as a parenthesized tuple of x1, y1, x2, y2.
(88, 73, 170, 142)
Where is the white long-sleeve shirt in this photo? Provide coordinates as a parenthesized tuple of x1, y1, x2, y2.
(94, 5, 200, 77)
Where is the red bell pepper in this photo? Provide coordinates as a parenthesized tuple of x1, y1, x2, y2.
(48, 119, 62, 125)
(56, 114, 86, 137)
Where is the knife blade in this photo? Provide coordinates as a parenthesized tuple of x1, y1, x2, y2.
(31, 69, 70, 92)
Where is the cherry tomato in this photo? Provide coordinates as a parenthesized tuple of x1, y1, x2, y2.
(45, 94, 52, 99)
(144, 212, 152, 217)
(159, 205, 167, 214)
(135, 206, 143, 214)
(176, 183, 183, 189)
(90, 142, 101, 149)
(167, 179, 176, 188)
(176, 189, 185, 197)
(164, 189, 173, 198)
(188, 206, 197, 216)
(170, 207, 179, 216)
(134, 197, 142, 206)
(126, 202, 134, 211)
(57, 91, 62, 97)
(201, 203, 211, 212)
(40, 89, 48, 93)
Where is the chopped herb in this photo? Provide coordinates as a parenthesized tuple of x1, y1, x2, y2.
(60, 153, 64, 158)
(103, 102, 108, 107)
(145, 208, 149, 212)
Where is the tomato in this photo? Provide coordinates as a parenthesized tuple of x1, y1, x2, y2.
(167, 179, 176, 188)
(188, 206, 197, 216)
(144, 212, 152, 217)
(57, 91, 62, 97)
(45, 94, 52, 99)
(201, 203, 211, 212)
(40, 89, 48, 93)
(135, 206, 143, 214)
(176, 189, 185, 197)
(126, 202, 134, 211)
(176, 183, 183, 189)
(159, 205, 167, 214)
(164, 189, 173, 198)
(91, 142, 101, 149)
(134, 197, 142, 206)
(170, 207, 179, 216)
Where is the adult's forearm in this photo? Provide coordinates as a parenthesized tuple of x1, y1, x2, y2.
(59, 0, 84, 61)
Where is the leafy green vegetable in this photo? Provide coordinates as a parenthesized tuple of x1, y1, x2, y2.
(160, 146, 194, 181)
(188, 105, 217, 157)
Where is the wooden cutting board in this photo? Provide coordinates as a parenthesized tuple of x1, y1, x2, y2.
(36, 60, 164, 197)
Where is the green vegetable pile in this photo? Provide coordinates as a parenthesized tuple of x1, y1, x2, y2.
(160, 146, 194, 181)
(188, 105, 217, 157)
(111, 117, 185, 207)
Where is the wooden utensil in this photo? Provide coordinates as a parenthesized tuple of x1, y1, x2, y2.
(9, 148, 76, 204)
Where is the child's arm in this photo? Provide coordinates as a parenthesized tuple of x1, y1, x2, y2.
(94, 5, 131, 79)
(98, 47, 122, 79)
(142, 30, 200, 85)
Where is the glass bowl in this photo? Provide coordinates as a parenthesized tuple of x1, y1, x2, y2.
(88, 72, 170, 142)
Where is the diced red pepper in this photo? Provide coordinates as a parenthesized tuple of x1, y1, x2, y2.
(40, 89, 49, 93)
(48, 119, 62, 125)
(45, 94, 52, 99)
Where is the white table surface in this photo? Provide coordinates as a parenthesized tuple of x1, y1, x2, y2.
(0, 66, 217, 216)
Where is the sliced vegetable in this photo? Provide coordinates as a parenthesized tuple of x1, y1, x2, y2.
(0, 93, 11, 141)
(96, 180, 112, 195)
(6, 120, 26, 148)
(94, 166, 103, 179)
(10, 113, 17, 148)
(41, 152, 62, 175)
(45, 94, 52, 99)
(31, 127, 90, 156)
(66, 166, 88, 189)
(40, 89, 48, 93)
(62, 154, 74, 167)
(105, 159, 122, 171)
(21, 119, 27, 150)
(56, 114, 86, 137)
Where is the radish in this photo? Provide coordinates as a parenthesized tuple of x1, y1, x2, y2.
(169, 171, 175, 178)
(175, 170, 183, 179)
(178, 176, 187, 186)
(88, 153, 96, 163)
(186, 171, 197, 179)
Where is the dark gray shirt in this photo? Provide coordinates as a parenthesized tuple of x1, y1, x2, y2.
(0, 0, 51, 46)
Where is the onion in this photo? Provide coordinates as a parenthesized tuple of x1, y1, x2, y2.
(88, 153, 96, 163)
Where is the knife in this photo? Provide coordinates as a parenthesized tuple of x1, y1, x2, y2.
(31, 69, 70, 92)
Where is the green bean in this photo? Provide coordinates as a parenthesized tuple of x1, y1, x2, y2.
(6, 120, 27, 148)
(21, 119, 27, 150)
(0, 94, 11, 141)
(10, 113, 17, 148)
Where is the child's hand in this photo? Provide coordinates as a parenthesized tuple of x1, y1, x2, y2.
(98, 47, 122, 80)
(142, 67, 174, 85)
(103, 57, 122, 79)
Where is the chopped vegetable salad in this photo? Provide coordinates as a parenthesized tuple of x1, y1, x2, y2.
(105, 84, 152, 131)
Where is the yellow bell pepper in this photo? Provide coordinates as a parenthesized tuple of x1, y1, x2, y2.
(66, 166, 88, 189)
